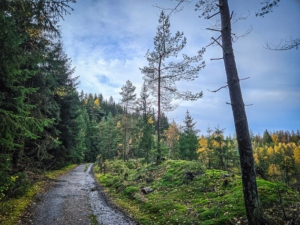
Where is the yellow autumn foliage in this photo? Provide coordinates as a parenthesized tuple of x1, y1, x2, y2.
(268, 164, 281, 176)
(271, 133, 278, 143)
(54, 87, 67, 97)
(148, 116, 154, 125)
(294, 145, 300, 169)
(253, 153, 259, 164)
(197, 136, 207, 154)
(26, 27, 41, 38)
(254, 141, 300, 178)
(94, 98, 101, 109)
(197, 136, 209, 162)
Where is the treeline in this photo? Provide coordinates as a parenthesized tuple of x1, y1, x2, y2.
(197, 129, 300, 188)
(252, 130, 300, 186)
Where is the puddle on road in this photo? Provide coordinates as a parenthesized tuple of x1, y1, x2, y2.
(86, 165, 136, 225)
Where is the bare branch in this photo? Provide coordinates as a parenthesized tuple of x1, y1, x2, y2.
(232, 10, 251, 24)
(206, 11, 220, 19)
(226, 102, 232, 105)
(210, 57, 223, 60)
(153, 0, 192, 17)
(232, 25, 253, 42)
(230, 11, 234, 20)
(208, 84, 228, 93)
(211, 37, 227, 53)
(206, 35, 222, 48)
(244, 104, 253, 106)
(239, 77, 250, 81)
(206, 28, 221, 32)
(264, 37, 300, 51)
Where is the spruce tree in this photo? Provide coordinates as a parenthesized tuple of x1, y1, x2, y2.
(120, 80, 137, 161)
(179, 110, 199, 160)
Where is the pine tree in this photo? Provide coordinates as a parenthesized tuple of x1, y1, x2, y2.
(140, 10, 205, 163)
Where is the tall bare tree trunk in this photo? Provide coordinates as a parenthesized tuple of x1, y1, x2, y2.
(157, 58, 162, 163)
(219, 0, 266, 224)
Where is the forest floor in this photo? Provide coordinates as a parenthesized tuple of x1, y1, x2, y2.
(94, 159, 300, 225)
(18, 164, 136, 225)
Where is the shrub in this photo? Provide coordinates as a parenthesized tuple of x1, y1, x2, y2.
(123, 186, 139, 198)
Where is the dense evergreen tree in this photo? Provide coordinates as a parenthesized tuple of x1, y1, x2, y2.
(0, 0, 78, 199)
(136, 83, 154, 162)
(262, 129, 273, 145)
(119, 80, 137, 161)
(211, 126, 226, 169)
(178, 110, 199, 160)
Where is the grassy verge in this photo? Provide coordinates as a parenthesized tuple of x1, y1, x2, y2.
(94, 160, 300, 225)
(0, 164, 77, 225)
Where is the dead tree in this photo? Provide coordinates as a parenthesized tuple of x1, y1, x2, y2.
(195, 0, 268, 223)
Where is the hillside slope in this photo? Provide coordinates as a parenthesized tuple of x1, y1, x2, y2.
(94, 160, 300, 225)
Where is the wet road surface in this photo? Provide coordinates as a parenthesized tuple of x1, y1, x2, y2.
(28, 164, 136, 225)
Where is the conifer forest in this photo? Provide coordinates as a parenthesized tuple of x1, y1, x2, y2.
(0, 1, 299, 225)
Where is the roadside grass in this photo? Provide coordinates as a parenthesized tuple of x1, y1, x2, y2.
(0, 164, 77, 225)
(89, 214, 98, 225)
(94, 159, 300, 225)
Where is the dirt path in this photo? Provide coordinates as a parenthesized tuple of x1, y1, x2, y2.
(22, 164, 136, 225)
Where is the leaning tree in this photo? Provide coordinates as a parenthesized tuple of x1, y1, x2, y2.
(194, 0, 268, 223)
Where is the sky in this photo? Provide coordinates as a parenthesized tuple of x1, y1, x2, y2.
(59, 0, 300, 137)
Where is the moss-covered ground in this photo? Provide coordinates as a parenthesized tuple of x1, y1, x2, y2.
(0, 164, 77, 225)
(94, 160, 300, 225)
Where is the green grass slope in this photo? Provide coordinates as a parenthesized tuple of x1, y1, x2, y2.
(0, 164, 77, 225)
(94, 160, 300, 225)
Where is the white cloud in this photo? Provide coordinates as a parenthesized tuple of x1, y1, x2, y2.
(59, 0, 300, 136)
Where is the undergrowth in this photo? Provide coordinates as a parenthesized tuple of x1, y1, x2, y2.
(94, 159, 300, 225)
(0, 164, 77, 225)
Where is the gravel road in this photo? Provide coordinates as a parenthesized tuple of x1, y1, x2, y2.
(22, 164, 136, 225)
